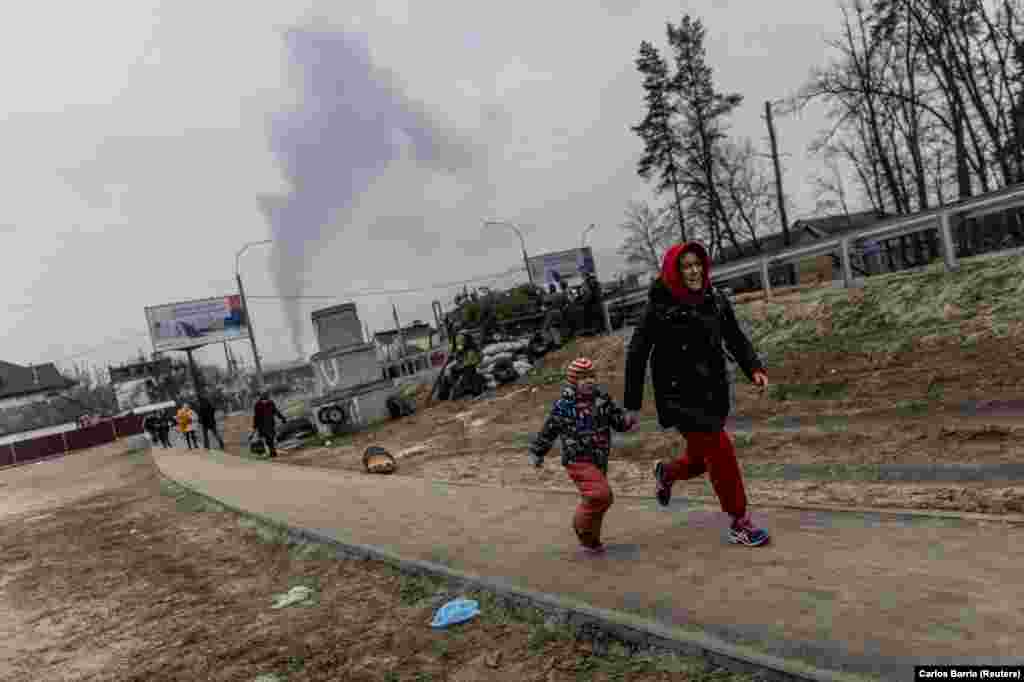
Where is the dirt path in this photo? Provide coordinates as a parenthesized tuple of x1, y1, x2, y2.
(266, 385, 1024, 516)
(155, 449, 1024, 680)
(0, 444, 748, 682)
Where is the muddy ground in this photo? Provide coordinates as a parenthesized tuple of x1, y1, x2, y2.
(244, 326, 1024, 517)
(0, 443, 753, 682)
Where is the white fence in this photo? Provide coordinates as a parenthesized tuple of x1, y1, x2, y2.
(0, 422, 79, 447)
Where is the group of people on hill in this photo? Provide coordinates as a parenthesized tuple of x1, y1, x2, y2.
(538, 272, 606, 344)
(529, 241, 773, 554)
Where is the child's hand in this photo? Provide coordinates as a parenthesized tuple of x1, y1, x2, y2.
(528, 452, 543, 468)
(752, 370, 768, 389)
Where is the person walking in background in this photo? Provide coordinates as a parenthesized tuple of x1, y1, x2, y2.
(197, 396, 225, 450)
(527, 358, 639, 555)
(176, 402, 198, 449)
(253, 391, 287, 458)
(623, 241, 771, 547)
(143, 412, 160, 446)
(156, 410, 173, 448)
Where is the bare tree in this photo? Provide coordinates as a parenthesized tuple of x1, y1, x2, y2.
(811, 156, 853, 216)
(715, 139, 776, 251)
(794, 0, 1024, 216)
(616, 200, 675, 273)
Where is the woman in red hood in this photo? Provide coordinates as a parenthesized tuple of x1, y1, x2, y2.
(623, 241, 771, 546)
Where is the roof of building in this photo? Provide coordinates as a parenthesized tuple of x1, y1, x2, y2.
(0, 361, 76, 400)
(374, 322, 434, 343)
(793, 209, 891, 237)
(711, 210, 889, 265)
(262, 360, 314, 375)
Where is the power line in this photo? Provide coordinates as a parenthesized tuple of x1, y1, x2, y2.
(4, 265, 527, 311)
(47, 330, 153, 365)
(244, 265, 526, 301)
(35, 263, 529, 363)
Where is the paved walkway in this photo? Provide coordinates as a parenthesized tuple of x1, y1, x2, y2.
(155, 449, 1024, 681)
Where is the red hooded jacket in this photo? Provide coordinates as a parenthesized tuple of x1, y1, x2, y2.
(660, 242, 711, 304)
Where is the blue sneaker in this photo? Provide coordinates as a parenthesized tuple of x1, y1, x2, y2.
(729, 515, 770, 547)
(654, 461, 672, 507)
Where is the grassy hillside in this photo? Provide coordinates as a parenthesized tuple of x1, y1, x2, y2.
(736, 251, 1024, 357)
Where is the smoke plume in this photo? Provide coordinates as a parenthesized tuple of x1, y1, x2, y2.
(261, 27, 477, 358)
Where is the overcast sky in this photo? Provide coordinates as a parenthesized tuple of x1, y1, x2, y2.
(1, 0, 848, 373)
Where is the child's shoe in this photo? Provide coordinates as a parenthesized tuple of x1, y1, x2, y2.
(729, 514, 770, 546)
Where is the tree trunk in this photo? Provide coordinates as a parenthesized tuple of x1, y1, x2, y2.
(669, 165, 687, 242)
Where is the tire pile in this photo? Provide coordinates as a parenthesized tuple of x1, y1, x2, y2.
(477, 340, 535, 390)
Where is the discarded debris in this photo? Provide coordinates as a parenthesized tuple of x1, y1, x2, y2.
(248, 432, 266, 455)
(253, 674, 283, 682)
(270, 585, 316, 609)
(363, 446, 397, 474)
(430, 598, 480, 628)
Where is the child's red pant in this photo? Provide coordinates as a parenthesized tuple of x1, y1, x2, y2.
(565, 462, 613, 548)
(663, 431, 747, 519)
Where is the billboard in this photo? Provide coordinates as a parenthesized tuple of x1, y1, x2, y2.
(527, 247, 596, 287)
(145, 295, 249, 352)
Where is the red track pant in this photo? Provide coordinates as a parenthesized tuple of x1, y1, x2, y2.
(565, 462, 613, 548)
(663, 431, 747, 519)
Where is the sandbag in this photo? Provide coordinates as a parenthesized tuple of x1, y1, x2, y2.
(482, 341, 527, 357)
(491, 357, 519, 385)
(481, 351, 516, 368)
(513, 360, 533, 377)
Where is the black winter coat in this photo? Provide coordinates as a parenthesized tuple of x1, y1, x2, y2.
(623, 280, 764, 432)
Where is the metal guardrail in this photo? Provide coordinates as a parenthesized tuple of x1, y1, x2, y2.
(706, 183, 1024, 292)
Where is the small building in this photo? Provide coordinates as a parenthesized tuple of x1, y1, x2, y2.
(109, 357, 174, 412)
(0, 361, 77, 410)
(261, 360, 316, 389)
(108, 357, 172, 384)
(373, 321, 438, 360)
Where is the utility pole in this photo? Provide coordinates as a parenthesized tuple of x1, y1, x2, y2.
(392, 303, 406, 359)
(235, 271, 265, 388)
(765, 101, 796, 287)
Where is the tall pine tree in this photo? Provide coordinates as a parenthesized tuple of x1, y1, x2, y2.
(632, 41, 688, 242)
(666, 15, 745, 258)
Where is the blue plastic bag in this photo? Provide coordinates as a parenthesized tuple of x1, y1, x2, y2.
(430, 598, 480, 629)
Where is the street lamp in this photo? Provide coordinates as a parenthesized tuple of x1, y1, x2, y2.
(235, 239, 273, 390)
(580, 223, 596, 248)
(482, 219, 534, 286)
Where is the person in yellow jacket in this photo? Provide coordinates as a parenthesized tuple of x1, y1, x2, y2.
(176, 402, 198, 449)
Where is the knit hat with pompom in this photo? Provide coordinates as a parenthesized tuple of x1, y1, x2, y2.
(566, 357, 596, 385)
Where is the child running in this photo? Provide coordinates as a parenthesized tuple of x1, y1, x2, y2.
(527, 357, 639, 555)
